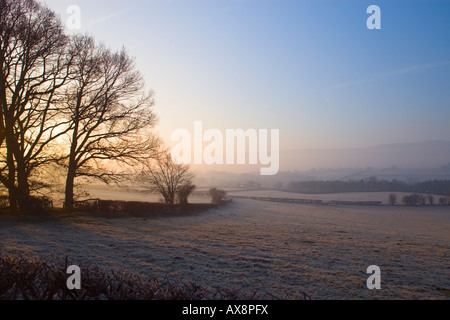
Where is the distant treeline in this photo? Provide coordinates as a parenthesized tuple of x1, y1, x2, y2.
(287, 178, 450, 195)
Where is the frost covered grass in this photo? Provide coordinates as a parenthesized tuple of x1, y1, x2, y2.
(0, 253, 309, 300)
(0, 198, 449, 300)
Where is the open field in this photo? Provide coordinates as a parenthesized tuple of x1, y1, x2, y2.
(0, 198, 449, 299)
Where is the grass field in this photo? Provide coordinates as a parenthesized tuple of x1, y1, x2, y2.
(1, 194, 449, 299)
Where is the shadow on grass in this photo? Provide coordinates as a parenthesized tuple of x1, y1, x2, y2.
(0, 200, 227, 222)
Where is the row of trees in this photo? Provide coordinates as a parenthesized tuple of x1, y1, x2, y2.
(288, 177, 450, 196)
(0, 0, 195, 214)
(388, 193, 450, 206)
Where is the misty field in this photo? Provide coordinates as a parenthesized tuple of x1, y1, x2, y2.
(0, 198, 449, 300)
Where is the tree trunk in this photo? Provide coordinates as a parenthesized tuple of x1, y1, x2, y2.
(8, 130, 31, 214)
(15, 159, 30, 214)
(5, 127, 18, 214)
(64, 163, 77, 214)
(4, 138, 31, 214)
(8, 189, 18, 215)
(64, 123, 78, 213)
(64, 102, 80, 214)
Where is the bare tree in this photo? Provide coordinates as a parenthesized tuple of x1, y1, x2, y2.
(388, 193, 397, 206)
(141, 153, 195, 205)
(61, 35, 160, 213)
(0, 0, 161, 214)
(0, 0, 72, 213)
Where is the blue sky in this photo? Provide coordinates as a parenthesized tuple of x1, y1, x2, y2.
(42, 0, 450, 150)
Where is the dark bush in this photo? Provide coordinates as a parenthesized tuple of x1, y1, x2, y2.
(209, 188, 227, 204)
(402, 194, 426, 206)
(176, 184, 196, 205)
(73, 199, 220, 218)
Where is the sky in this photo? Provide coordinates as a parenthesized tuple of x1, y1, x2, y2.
(40, 0, 450, 154)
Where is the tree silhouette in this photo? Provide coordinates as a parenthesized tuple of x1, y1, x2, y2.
(61, 35, 159, 213)
(209, 188, 227, 204)
(0, 1, 160, 214)
(0, 0, 72, 213)
(140, 153, 195, 205)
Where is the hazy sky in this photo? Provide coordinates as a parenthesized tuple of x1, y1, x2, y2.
(41, 0, 450, 151)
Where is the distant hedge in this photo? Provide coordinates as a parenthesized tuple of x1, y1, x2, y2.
(73, 200, 220, 218)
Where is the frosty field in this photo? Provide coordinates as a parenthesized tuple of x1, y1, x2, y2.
(0, 198, 449, 299)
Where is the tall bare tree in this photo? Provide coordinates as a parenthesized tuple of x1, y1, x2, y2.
(0, 0, 72, 213)
(61, 35, 160, 213)
(141, 153, 195, 205)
